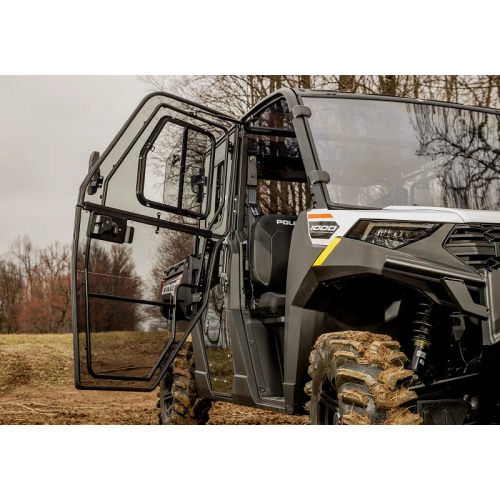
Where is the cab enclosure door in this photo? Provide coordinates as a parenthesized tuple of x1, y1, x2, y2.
(72, 92, 238, 391)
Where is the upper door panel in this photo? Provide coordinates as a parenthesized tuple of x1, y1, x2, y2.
(79, 92, 237, 235)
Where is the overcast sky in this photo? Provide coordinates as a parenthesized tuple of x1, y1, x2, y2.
(0, 76, 156, 256)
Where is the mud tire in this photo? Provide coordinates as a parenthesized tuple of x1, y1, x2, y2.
(306, 331, 422, 425)
(158, 343, 212, 425)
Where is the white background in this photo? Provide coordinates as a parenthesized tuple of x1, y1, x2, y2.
(1, 1, 498, 499)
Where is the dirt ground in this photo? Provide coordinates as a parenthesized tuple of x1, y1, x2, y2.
(0, 334, 308, 425)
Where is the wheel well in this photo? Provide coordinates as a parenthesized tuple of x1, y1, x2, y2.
(308, 275, 426, 353)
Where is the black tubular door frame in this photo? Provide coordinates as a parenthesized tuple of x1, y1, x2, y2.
(73, 92, 240, 392)
(77, 205, 221, 387)
(80, 94, 235, 238)
(81, 210, 198, 383)
(100, 100, 235, 209)
(77, 91, 240, 208)
(83, 203, 214, 238)
(74, 219, 225, 391)
(73, 126, 242, 392)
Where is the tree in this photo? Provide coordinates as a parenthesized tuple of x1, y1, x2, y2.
(140, 75, 500, 115)
(10, 235, 38, 302)
(18, 242, 72, 333)
(0, 257, 24, 333)
(75, 242, 143, 333)
(407, 103, 500, 210)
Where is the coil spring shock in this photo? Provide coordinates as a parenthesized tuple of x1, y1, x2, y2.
(411, 301, 441, 378)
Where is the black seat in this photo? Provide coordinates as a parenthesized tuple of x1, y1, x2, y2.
(250, 214, 297, 316)
(257, 292, 286, 317)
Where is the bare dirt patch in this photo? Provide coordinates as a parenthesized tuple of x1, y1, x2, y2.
(0, 334, 307, 425)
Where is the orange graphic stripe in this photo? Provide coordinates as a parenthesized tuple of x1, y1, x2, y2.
(308, 213, 333, 219)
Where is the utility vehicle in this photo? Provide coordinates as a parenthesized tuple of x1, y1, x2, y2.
(72, 88, 500, 424)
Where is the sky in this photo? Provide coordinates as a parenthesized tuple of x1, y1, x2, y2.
(0, 76, 155, 257)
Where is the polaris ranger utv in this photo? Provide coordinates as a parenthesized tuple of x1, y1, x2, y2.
(72, 88, 500, 425)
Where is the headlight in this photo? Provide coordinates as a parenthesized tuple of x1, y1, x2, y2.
(346, 220, 440, 249)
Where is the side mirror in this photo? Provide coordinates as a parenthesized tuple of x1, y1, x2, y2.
(87, 151, 103, 195)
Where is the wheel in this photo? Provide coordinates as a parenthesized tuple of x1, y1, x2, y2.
(158, 342, 212, 425)
(305, 331, 422, 425)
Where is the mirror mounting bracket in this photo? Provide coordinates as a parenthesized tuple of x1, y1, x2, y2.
(89, 213, 134, 244)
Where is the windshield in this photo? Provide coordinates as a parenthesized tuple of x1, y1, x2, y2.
(303, 97, 500, 210)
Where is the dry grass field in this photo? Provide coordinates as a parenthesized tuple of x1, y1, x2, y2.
(0, 334, 308, 425)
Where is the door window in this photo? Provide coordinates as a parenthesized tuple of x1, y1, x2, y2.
(139, 119, 215, 219)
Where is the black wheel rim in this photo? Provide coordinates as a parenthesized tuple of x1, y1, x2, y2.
(318, 373, 340, 425)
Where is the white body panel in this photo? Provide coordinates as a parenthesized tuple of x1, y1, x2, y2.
(307, 206, 500, 246)
(384, 206, 500, 224)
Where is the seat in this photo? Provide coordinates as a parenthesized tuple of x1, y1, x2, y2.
(257, 291, 286, 317)
(250, 214, 297, 317)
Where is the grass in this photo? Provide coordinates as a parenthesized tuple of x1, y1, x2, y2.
(0, 334, 74, 391)
(0, 333, 309, 424)
(0, 331, 177, 391)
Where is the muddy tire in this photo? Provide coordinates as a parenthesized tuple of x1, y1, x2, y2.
(305, 331, 422, 425)
(158, 343, 212, 425)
